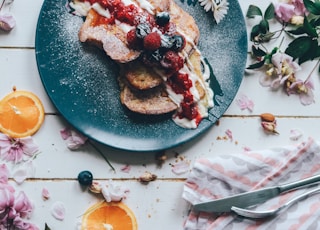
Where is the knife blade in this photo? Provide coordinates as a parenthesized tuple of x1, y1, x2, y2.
(193, 174, 320, 213)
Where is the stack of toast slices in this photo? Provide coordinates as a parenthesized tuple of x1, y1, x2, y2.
(77, 0, 208, 116)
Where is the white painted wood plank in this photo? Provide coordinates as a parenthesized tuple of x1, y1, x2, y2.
(10, 180, 188, 230)
(2, 115, 316, 180)
(0, 0, 44, 47)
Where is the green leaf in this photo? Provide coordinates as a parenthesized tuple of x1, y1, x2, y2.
(299, 39, 320, 64)
(260, 31, 276, 42)
(250, 24, 261, 41)
(259, 19, 269, 34)
(264, 3, 275, 20)
(252, 45, 266, 57)
(303, 16, 318, 37)
(247, 5, 263, 18)
(304, 0, 320, 15)
(247, 60, 265, 69)
(45, 223, 51, 230)
(287, 26, 306, 35)
(285, 36, 313, 60)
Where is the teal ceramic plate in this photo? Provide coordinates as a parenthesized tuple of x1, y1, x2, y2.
(35, 0, 247, 152)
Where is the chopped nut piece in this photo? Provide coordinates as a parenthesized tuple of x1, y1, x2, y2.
(155, 151, 167, 167)
(260, 113, 275, 122)
(138, 171, 157, 183)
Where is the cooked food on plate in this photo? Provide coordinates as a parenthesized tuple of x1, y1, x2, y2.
(68, 0, 214, 129)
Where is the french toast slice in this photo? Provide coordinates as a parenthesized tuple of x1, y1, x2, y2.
(119, 49, 207, 115)
(122, 61, 163, 90)
(78, 0, 171, 63)
(78, 9, 141, 63)
(119, 76, 178, 115)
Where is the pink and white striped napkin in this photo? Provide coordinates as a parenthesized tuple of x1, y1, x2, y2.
(182, 137, 320, 230)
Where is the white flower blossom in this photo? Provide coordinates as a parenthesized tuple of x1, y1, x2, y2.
(198, 0, 229, 24)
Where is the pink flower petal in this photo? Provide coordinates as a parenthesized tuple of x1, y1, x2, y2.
(225, 129, 233, 140)
(42, 188, 50, 200)
(236, 94, 254, 112)
(289, 129, 303, 141)
(0, 164, 9, 184)
(51, 201, 66, 221)
(171, 161, 190, 175)
(60, 128, 88, 150)
(20, 137, 39, 156)
(14, 191, 34, 218)
(120, 164, 131, 173)
(13, 161, 36, 184)
(0, 13, 16, 31)
(60, 128, 71, 140)
(274, 2, 295, 22)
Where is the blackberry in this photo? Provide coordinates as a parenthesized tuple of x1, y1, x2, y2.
(143, 49, 163, 66)
(136, 23, 151, 39)
(171, 35, 186, 51)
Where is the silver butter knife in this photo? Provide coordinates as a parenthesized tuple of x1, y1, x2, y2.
(193, 174, 320, 213)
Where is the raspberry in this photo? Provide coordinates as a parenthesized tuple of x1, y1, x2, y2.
(160, 51, 184, 72)
(127, 28, 142, 50)
(143, 32, 162, 51)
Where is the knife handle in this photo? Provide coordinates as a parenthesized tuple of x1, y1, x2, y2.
(279, 174, 320, 193)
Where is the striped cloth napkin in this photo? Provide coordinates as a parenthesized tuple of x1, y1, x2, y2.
(182, 137, 320, 230)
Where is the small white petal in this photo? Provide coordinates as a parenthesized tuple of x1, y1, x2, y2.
(51, 201, 66, 221)
(289, 129, 303, 141)
(171, 161, 190, 175)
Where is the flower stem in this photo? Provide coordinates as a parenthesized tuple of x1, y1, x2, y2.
(88, 140, 116, 172)
(305, 59, 320, 83)
(0, 0, 6, 11)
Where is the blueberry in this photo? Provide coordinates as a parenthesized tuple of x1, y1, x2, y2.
(77, 170, 93, 186)
(136, 23, 151, 39)
(156, 12, 170, 26)
(171, 35, 185, 51)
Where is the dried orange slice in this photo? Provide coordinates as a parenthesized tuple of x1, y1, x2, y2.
(81, 201, 138, 230)
(0, 90, 45, 138)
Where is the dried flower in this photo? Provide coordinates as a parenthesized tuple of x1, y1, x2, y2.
(274, 0, 307, 24)
(246, 1, 319, 106)
(138, 171, 157, 183)
(198, 0, 229, 24)
(0, 12, 15, 31)
(88, 181, 102, 194)
(0, 163, 38, 229)
(261, 121, 279, 134)
(286, 77, 315, 105)
(0, 133, 39, 164)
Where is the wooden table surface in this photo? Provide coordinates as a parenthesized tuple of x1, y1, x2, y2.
(1, 0, 320, 229)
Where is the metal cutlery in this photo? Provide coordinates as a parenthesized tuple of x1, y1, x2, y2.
(231, 187, 320, 219)
(193, 174, 320, 213)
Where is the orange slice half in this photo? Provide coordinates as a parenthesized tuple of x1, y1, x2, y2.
(0, 90, 45, 138)
(81, 201, 138, 230)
